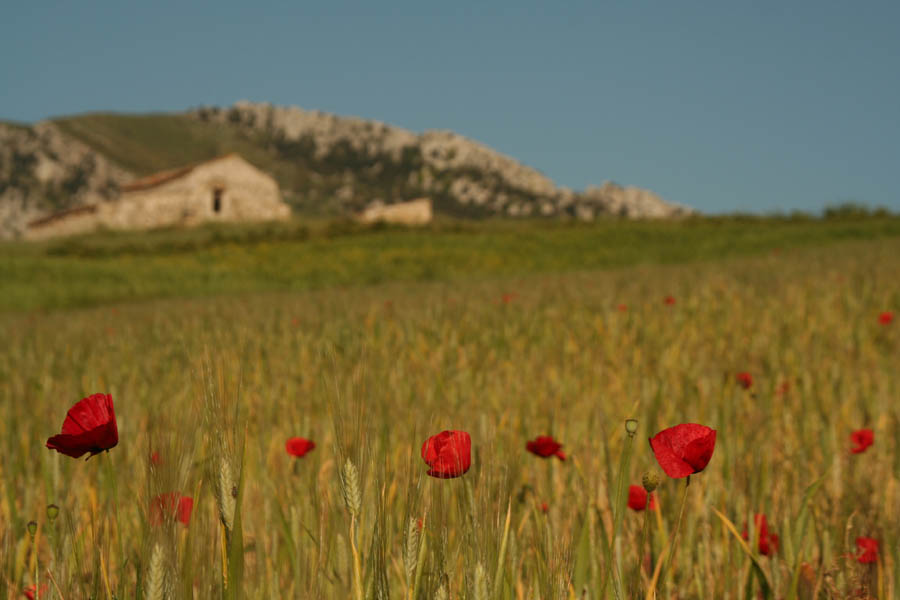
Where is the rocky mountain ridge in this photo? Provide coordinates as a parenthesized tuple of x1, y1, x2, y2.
(0, 122, 131, 238)
(0, 102, 692, 239)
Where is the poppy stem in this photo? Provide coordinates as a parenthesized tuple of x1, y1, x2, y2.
(659, 475, 690, 591)
(31, 527, 39, 600)
(633, 496, 652, 597)
(103, 450, 125, 578)
(609, 423, 636, 600)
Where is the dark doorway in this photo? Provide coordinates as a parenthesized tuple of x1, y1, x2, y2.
(212, 188, 224, 213)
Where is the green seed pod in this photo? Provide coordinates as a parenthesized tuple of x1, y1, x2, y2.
(625, 419, 639, 435)
(642, 469, 661, 492)
(27, 520, 38, 537)
(46, 504, 60, 521)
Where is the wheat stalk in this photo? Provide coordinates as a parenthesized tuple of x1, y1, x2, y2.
(404, 517, 420, 591)
(474, 562, 490, 600)
(216, 457, 236, 533)
(340, 458, 362, 517)
(340, 458, 364, 600)
(146, 543, 166, 600)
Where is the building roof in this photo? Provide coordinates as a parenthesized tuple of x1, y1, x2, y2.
(27, 203, 98, 229)
(120, 153, 240, 193)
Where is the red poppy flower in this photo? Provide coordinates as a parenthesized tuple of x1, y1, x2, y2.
(150, 451, 161, 465)
(627, 485, 657, 511)
(741, 514, 779, 556)
(850, 429, 874, 454)
(856, 537, 878, 563)
(286, 437, 316, 458)
(421, 430, 471, 478)
(664, 296, 676, 305)
(526, 436, 567, 460)
(46, 393, 118, 459)
(23, 584, 48, 599)
(776, 380, 790, 396)
(878, 311, 893, 325)
(150, 492, 193, 526)
(736, 372, 753, 389)
(649, 423, 717, 478)
(540, 501, 549, 514)
(501, 293, 517, 304)
(617, 304, 628, 312)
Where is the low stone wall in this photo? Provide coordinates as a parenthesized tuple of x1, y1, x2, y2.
(358, 198, 432, 225)
(24, 205, 102, 240)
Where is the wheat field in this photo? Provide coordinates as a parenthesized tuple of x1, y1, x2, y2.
(1, 235, 898, 599)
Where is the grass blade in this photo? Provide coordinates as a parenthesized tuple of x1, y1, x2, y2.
(710, 507, 773, 598)
(225, 431, 247, 600)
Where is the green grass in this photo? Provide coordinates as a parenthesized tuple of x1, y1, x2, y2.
(52, 113, 272, 177)
(0, 235, 897, 598)
(4, 216, 900, 312)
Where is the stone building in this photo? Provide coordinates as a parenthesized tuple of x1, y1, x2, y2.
(357, 198, 433, 225)
(25, 154, 290, 240)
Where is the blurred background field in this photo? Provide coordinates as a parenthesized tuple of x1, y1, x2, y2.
(2, 214, 900, 312)
(0, 218, 898, 598)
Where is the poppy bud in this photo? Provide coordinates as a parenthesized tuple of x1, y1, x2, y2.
(27, 521, 37, 537)
(642, 469, 660, 492)
(46, 504, 59, 521)
(628, 485, 657, 511)
(625, 419, 638, 436)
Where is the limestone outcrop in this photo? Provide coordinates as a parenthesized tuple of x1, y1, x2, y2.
(198, 102, 692, 222)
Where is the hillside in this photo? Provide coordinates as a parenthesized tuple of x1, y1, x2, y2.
(0, 102, 691, 238)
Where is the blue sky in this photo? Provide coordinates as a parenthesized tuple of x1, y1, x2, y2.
(2, 1, 898, 213)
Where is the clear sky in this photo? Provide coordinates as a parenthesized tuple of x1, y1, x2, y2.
(2, 1, 898, 214)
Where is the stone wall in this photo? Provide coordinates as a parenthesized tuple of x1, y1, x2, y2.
(24, 205, 102, 240)
(358, 198, 433, 225)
